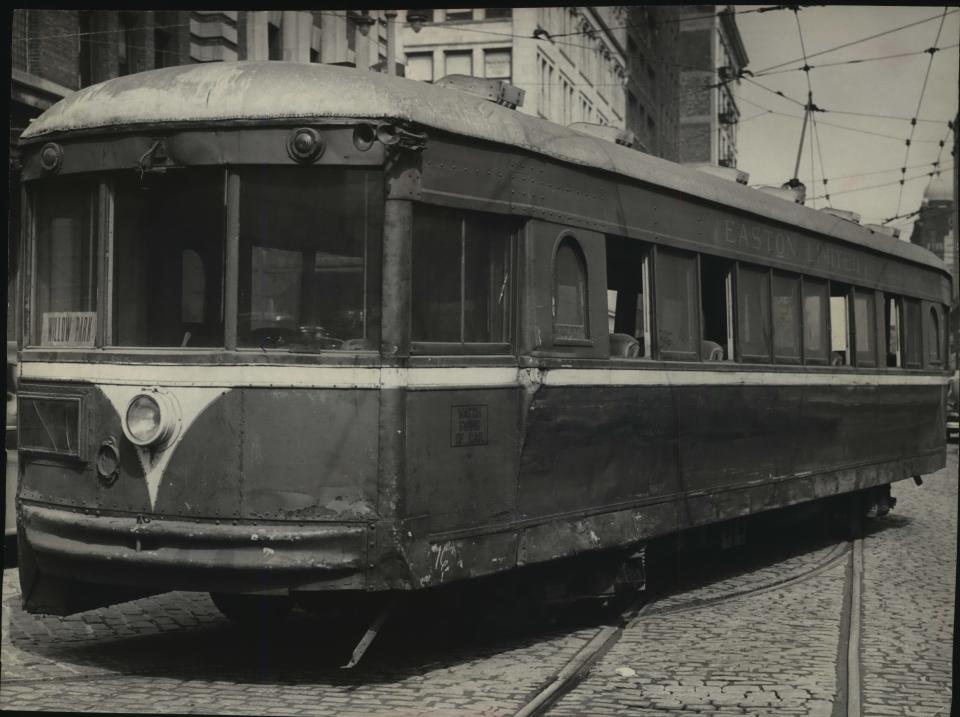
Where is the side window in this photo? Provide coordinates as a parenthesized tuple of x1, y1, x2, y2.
(553, 236, 589, 342)
(853, 288, 877, 367)
(772, 271, 801, 364)
(701, 255, 734, 361)
(885, 296, 902, 367)
(181, 249, 206, 325)
(736, 263, 771, 363)
(802, 277, 829, 365)
(830, 283, 851, 366)
(655, 247, 699, 360)
(926, 304, 942, 366)
(904, 298, 922, 368)
(606, 236, 649, 358)
(411, 206, 513, 348)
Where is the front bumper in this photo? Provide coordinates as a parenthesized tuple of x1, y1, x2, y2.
(19, 502, 369, 593)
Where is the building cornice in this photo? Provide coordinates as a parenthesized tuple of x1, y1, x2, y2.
(11, 68, 74, 111)
(718, 6, 749, 70)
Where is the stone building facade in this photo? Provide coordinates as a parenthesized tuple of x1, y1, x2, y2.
(398, 8, 629, 132)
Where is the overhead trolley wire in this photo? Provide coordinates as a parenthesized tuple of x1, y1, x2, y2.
(753, 8, 959, 75)
(753, 42, 960, 78)
(893, 7, 949, 218)
(808, 164, 954, 202)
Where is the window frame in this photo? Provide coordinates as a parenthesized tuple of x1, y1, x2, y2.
(734, 262, 772, 364)
(801, 276, 830, 366)
(852, 287, 878, 368)
(771, 270, 802, 365)
(925, 302, 943, 368)
(552, 233, 591, 347)
(653, 245, 700, 361)
(410, 207, 517, 355)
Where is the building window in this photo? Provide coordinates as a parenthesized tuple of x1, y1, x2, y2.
(803, 277, 829, 364)
(30, 178, 98, 347)
(444, 9, 473, 21)
(483, 48, 511, 82)
(554, 237, 589, 342)
(444, 50, 473, 77)
(78, 11, 94, 86)
(853, 289, 876, 367)
(655, 248, 699, 360)
(772, 272, 801, 364)
(406, 52, 434, 82)
(411, 207, 513, 346)
(154, 27, 175, 69)
(117, 13, 137, 76)
(483, 8, 512, 20)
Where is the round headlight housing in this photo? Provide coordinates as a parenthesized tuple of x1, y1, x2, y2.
(123, 391, 180, 447)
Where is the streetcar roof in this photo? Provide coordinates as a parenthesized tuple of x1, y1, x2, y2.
(20, 62, 948, 275)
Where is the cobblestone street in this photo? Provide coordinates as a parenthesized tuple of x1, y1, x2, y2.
(2, 446, 955, 716)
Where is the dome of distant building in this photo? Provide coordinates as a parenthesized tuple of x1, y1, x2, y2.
(922, 173, 953, 203)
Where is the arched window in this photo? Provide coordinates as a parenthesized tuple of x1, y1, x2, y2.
(553, 237, 588, 341)
(926, 305, 941, 364)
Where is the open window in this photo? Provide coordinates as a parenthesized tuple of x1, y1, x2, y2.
(802, 277, 829, 365)
(736, 263, 771, 363)
(553, 236, 589, 344)
(772, 271, 801, 364)
(606, 236, 650, 358)
(655, 247, 699, 361)
(829, 283, 851, 366)
(884, 296, 902, 367)
(700, 254, 733, 361)
(853, 288, 877, 367)
(411, 205, 513, 351)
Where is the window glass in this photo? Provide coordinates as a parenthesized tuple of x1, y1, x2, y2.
(655, 248, 698, 358)
(444, 9, 473, 21)
(406, 52, 433, 82)
(737, 264, 771, 362)
(854, 290, 876, 366)
(411, 206, 512, 345)
(31, 177, 97, 347)
(484, 49, 511, 82)
(237, 167, 382, 351)
(114, 169, 224, 347)
(554, 237, 589, 341)
(444, 50, 472, 76)
(830, 284, 851, 366)
(803, 278, 829, 364)
(772, 272, 801, 362)
(483, 8, 512, 19)
(904, 298, 922, 367)
(926, 305, 942, 364)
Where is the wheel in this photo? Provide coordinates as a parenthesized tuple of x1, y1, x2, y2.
(210, 592, 293, 627)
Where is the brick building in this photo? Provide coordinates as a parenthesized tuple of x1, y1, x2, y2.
(910, 174, 957, 304)
(677, 5, 749, 168)
(623, 6, 681, 160)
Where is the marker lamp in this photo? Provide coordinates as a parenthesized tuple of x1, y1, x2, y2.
(124, 391, 179, 447)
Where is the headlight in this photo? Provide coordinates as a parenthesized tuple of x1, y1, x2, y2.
(123, 391, 179, 447)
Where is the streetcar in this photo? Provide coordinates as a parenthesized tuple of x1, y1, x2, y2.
(13, 63, 951, 631)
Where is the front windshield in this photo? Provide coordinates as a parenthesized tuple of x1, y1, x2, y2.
(237, 166, 382, 351)
(27, 164, 382, 352)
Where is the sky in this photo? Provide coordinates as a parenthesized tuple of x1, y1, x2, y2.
(733, 5, 959, 237)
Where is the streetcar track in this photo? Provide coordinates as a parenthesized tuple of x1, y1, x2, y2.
(513, 536, 851, 716)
